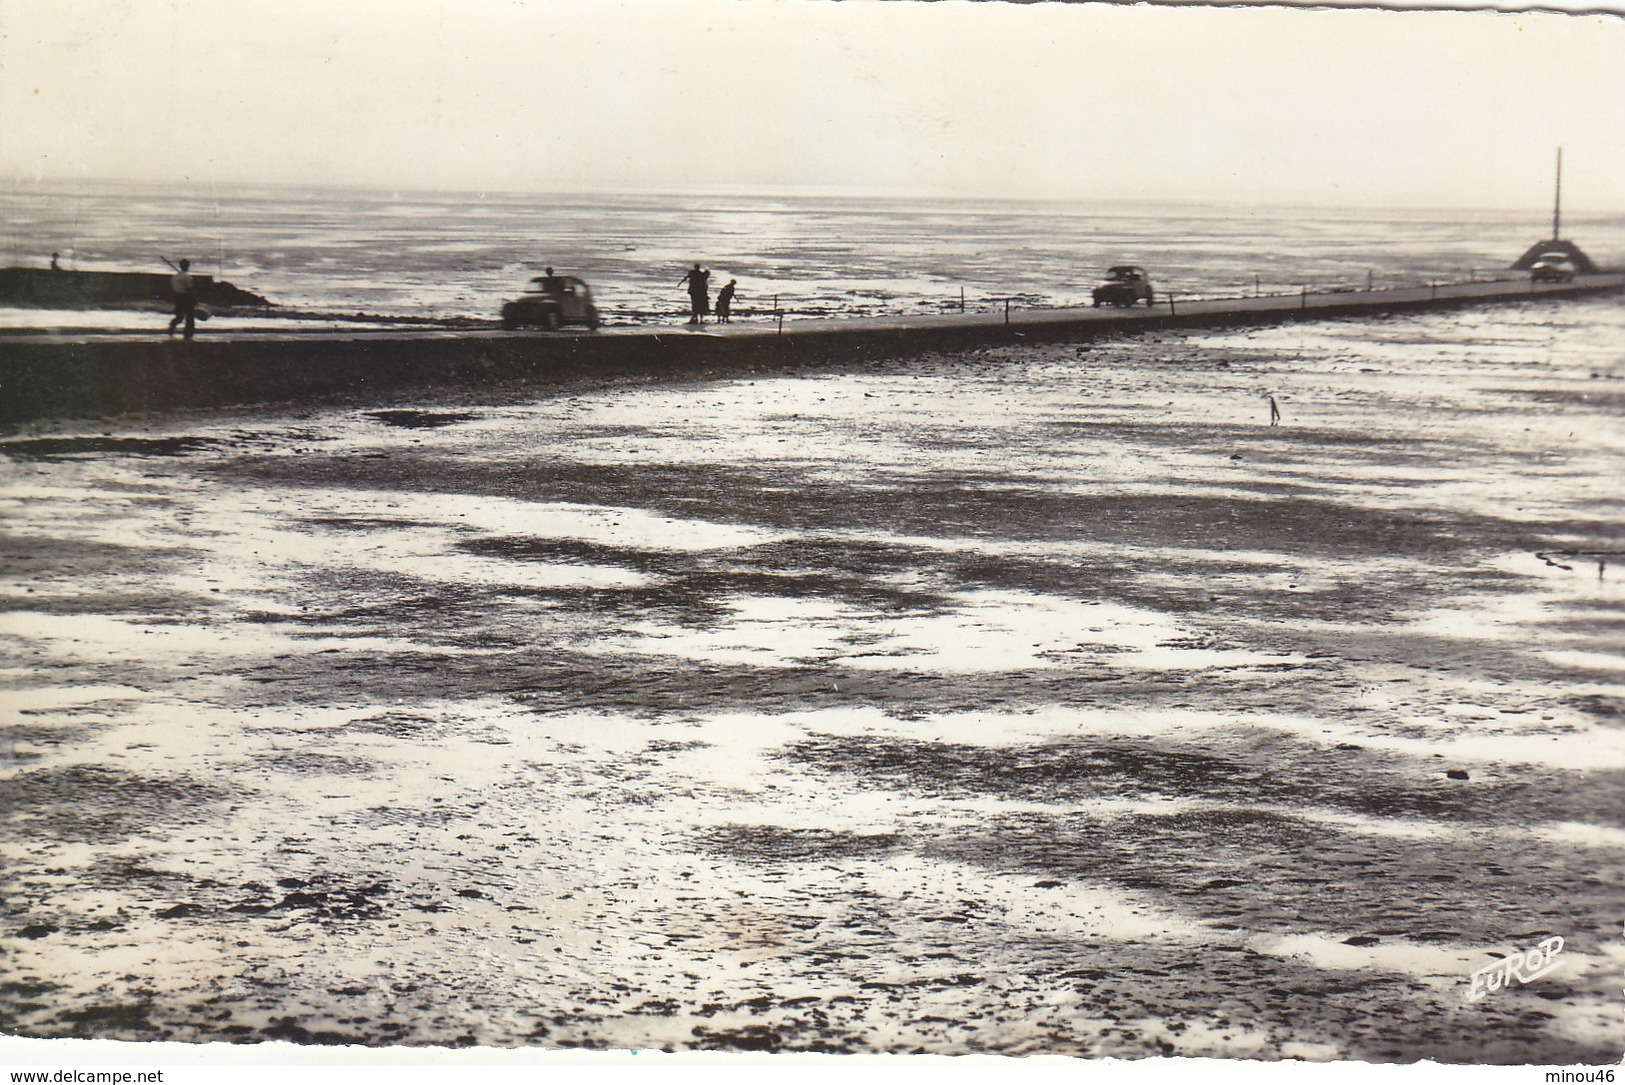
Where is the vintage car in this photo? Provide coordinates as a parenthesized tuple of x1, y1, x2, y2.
(1091, 266, 1155, 307)
(1529, 261, 1575, 284)
(500, 274, 600, 330)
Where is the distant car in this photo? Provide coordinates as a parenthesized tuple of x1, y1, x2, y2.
(500, 274, 600, 330)
(1529, 262, 1574, 284)
(1092, 266, 1155, 308)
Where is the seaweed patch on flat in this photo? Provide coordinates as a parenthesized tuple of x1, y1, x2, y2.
(252, 750, 380, 777)
(698, 825, 904, 864)
(363, 410, 480, 429)
(0, 436, 221, 460)
(1, 764, 239, 843)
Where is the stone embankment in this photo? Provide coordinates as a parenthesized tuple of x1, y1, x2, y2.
(0, 273, 1619, 425)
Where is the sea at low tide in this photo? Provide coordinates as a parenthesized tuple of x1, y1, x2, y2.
(5, 180, 1624, 325)
(4, 181, 1625, 1060)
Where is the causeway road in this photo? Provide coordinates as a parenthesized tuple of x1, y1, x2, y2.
(0, 272, 1619, 424)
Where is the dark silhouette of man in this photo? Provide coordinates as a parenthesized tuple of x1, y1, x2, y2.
(167, 258, 197, 339)
(679, 263, 710, 324)
(50, 252, 60, 271)
(1268, 395, 1281, 426)
(715, 279, 737, 323)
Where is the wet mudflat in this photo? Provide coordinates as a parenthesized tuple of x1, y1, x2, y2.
(2, 299, 1623, 1062)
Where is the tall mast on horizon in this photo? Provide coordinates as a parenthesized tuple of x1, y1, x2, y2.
(1552, 147, 1563, 241)
(1512, 146, 1595, 273)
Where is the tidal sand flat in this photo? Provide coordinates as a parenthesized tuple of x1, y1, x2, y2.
(2, 298, 1622, 1061)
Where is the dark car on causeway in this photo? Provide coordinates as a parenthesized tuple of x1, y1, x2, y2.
(1529, 261, 1575, 284)
(500, 274, 601, 330)
(1092, 266, 1155, 308)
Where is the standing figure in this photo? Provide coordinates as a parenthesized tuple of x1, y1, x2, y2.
(1268, 394, 1281, 426)
(50, 252, 60, 271)
(715, 279, 737, 323)
(679, 263, 711, 324)
(167, 258, 197, 339)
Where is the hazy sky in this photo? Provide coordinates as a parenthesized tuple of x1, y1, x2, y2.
(3, 0, 1622, 210)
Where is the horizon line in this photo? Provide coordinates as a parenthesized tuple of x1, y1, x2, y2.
(6, 173, 1625, 220)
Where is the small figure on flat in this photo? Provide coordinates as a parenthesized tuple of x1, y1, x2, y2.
(679, 263, 711, 324)
(165, 257, 197, 339)
(715, 279, 737, 323)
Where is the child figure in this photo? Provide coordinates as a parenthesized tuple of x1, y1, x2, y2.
(715, 279, 737, 323)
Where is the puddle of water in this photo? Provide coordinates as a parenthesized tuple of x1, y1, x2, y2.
(1535, 821, 1625, 849)
(282, 487, 786, 552)
(1248, 710, 1625, 772)
(0, 611, 477, 664)
(596, 590, 1305, 675)
(1543, 649, 1625, 674)
(1548, 997, 1622, 1049)
(1246, 931, 1481, 979)
(2, 684, 154, 713)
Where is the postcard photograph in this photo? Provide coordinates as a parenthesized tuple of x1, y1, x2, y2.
(0, 0, 1622, 1078)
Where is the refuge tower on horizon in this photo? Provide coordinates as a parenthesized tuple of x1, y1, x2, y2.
(1511, 148, 1599, 273)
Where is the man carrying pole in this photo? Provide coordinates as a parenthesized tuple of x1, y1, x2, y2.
(162, 256, 197, 339)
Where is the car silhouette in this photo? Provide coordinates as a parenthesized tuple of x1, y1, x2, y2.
(1529, 261, 1575, 284)
(1092, 266, 1155, 308)
(500, 274, 601, 330)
